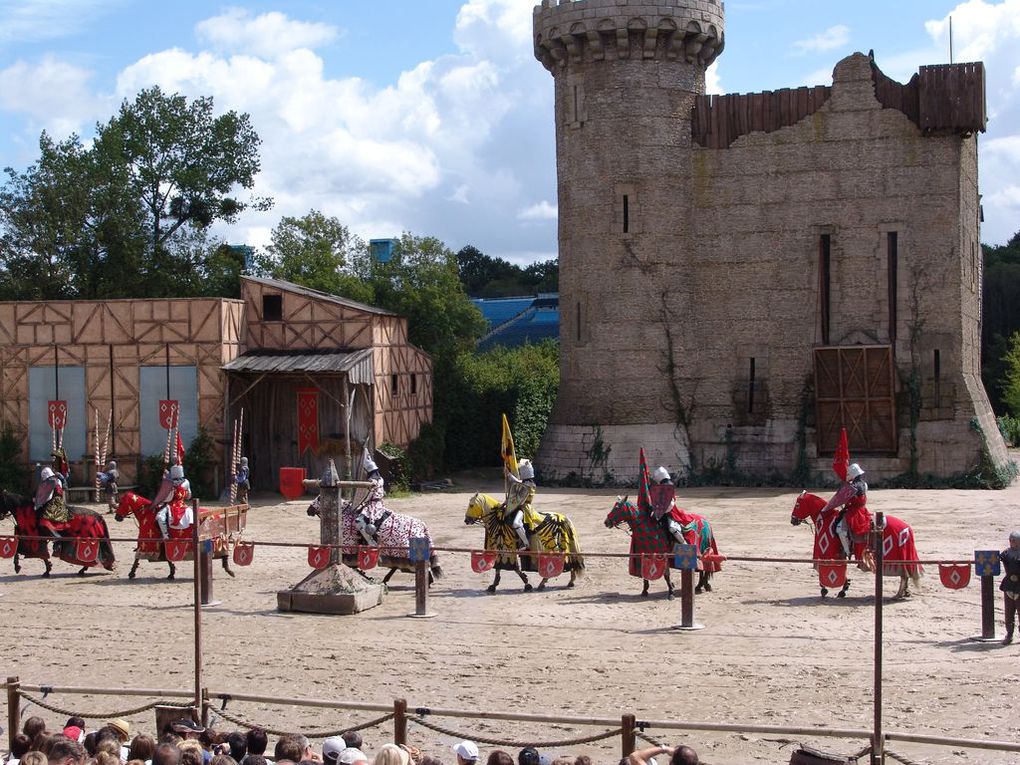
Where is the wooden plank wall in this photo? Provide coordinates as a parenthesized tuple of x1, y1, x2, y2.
(918, 62, 986, 134)
(692, 85, 832, 149)
(372, 316, 433, 448)
(241, 279, 375, 350)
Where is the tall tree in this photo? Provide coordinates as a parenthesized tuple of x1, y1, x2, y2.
(982, 231, 1020, 412)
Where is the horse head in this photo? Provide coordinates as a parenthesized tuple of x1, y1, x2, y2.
(791, 490, 825, 526)
(604, 494, 633, 529)
(465, 493, 499, 525)
(113, 492, 149, 523)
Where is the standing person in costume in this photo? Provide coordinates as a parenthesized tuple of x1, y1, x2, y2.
(1000, 530, 1020, 645)
(34, 465, 70, 535)
(154, 463, 193, 539)
(355, 449, 387, 544)
(97, 460, 120, 509)
(233, 456, 250, 504)
(823, 462, 872, 562)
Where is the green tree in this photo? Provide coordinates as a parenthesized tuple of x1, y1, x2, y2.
(983, 231, 1020, 412)
(455, 245, 558, 298)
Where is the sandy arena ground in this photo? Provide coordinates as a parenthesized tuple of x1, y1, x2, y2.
(2, 476, 1020, 764)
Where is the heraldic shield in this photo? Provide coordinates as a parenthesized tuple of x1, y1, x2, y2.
(471, 550, 497, 573)
(649, 484, 675, 520)
(358, 546, 380, 570)
(75, 539, 99, 564)
(818, 562, 848, 590)
(233, 541, 254, 566)
(165, 540, 190, 562)
(641, 553, 667, 581)
(307, 545, 330, 570)
(537, 553, 565, 578)
(938, 563, 971, 589)
(0, 536, 17, 558)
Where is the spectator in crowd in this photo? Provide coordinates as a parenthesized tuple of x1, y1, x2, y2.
(95, 751, 120, 765)
(320, 738, 345, 765)
(170, 722, 204, 742)
(516, 750, 538, 765)
(244, 731, 267, 760)
(47, 738, 85, 765)
(452, 743, 478, 765)
(23, 718, 47, 743)
(418, 759, 442, 765)
(225, 733, 246, 764)
(61, 728, 83, 745)
(152, 744, 181, 765)
(337, 750, 367, 765)
(64, 720, 86, 736)
(573, 758, 591, 765)
(240, 757, 266, 765)
(627, 745, 698, 765)
(5, 734, 31, 765)
(129, 735, 156, 764)
(84, 734, 100, 758)
(40, 736, 64, 757)
(108, 719, 132, 759)
(127, 760, 146, 765)
(20, 754, 45, 765)
(372, 745, 409, 765)
(210, 755, 238, 765)
(484, 753, 512, 765)
(339, 735, 361, 754)
(273, 738, 303, 765)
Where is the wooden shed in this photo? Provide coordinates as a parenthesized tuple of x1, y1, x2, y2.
(0, 276, 433, 491)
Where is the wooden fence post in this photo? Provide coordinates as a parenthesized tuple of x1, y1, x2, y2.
(7, 676, 20, 752)
(621, 714, 636, 759)
(394, 699, 407, 746)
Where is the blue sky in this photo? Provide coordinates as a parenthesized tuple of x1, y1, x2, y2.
(2, 0, 1019, 263)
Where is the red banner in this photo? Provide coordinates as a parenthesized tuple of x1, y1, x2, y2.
(75, 539, 99, 564)
(938, 563, 971, 590)
(308, 545, 330, 570)
(641, 554, 668, 581)
(537, 553, 565, 579)
(358, 546, 380, 570)
(233, 541, 254, 566)
(297, 388, 319, 456)
(48, 400, 67, 429)
(818, 562, 848, 590)
(471, 550, 497, 573)
(165, 540, 190, 562)
(0, 536, 16, 558)
(159, 400, 179, 429)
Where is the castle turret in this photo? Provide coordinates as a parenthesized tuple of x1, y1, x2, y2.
(535, 0, 725, 479)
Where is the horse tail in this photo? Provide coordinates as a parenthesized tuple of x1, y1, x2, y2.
(565, 517, 585, 576)
(429, 552, 444, 581)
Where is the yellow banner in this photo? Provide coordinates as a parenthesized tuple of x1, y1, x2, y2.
(501, 413, 518, 478)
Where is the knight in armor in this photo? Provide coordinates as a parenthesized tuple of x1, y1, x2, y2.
(505, 458, 541, 550)
(234, 456, 251, 504)
(155, 463, 194, 539)
(828, 462, 872, 560)
(34, 465, 70, 535)
(649, 466, 687, 545)
(355, 450, 387, 544)
(98, 460, 120, 509)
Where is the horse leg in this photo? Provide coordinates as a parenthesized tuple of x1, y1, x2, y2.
(664, 570, 675, 600)
(537, 577, 548, 591)
(837, 578, 851, 598)
(382, 568, 397, 584)
(167, 560, 176, 581)
(43, 558, 52, 578)
(703, 571, 712, 592)
(567, 570, 576, 589)
(641, 579, 650, 597)
(78, 566, 87, 576)
(695, 571, 706, 594)
(128, 559, 139, 579)
(894, 573, 910, 599)
(517, 567, 533, 593)
(13, 552, 21, 574)
(221, 556, 236, 578)
(820, 586, 829, 598)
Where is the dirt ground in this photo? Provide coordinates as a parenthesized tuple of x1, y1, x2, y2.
(2, 476, 1020, 764)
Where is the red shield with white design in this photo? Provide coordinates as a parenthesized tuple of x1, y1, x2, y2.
(308, 545, 330, 570)
(159, 400, 179, 429)
(233, 541, 254, 566)
(48, 400, 67, 429)
(75, 539, 99, 564)
(818, 562, 847, 590)
(938, 563, 971, 590)
(641, 554, 667, 581)
(471, 550, 497, 573)
(165, 540, 190, 562)
(649, 484, 675, 520)
(358, 546, 379, 570)
(0, 536, 16, 558)
(537, 553, 565, 579)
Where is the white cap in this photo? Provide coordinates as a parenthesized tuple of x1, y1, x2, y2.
(170, 464, 185, 481)
(338, 749, 368, 765)
(518, 459, 535, 481)
(652, 466, 671, 484)
(1009, 530, 1020, 542)
(40, 466, 55, 481)
(321, 736, 346, 763)
(453, 741, 479, 761)
(363, 449, 379, 475)
(847, 463, 865, 480)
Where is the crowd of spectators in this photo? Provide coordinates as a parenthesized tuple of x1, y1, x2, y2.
(2, 716, 698, 765)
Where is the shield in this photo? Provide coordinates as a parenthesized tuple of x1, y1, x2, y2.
(308, 545, 330, 570)
(974, 550, 1001, 578)
(75, 539, 99, 564)
(358, 546, 380, 570)
(408, 537, 431, 563)
(0, 536, 17, 558)
(938, 563, 971, 590)
(818, 562, 848, 590)
(674, 543, 698, 571)
(649, 484, 676, 520)
(537, 553, 564, 578)
(232, 541, 254, 566)
(279, 467, 306, 500)
(159, 400, 179, 429)
(33, 480, 56, 510)
(641, 553, 667, 581)
(471, 550, 498, 573)
(165, 540, 190, 562)
(821, 483, 856, 514)
(48, 400, 67, 429)
(506, 480, 531, 511)
(152, 477, 174, 507)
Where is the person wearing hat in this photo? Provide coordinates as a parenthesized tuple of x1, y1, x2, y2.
(504, 458, 542, 550)
(516, 748, 539, 765)
(354, 448, 388, 545)
(320, 737, 346, 765)
(1000, 530, 1020, 645)
(233, 457, 250, 505)
(154, 463, 194, 539)
(106, 719, 131, 761)
(170, 719, 204, 740)
(34, 465, 70, 534)
(98, 460, 120, 511)
(337, 749, 368, 765)
(452, 741, 479, 765)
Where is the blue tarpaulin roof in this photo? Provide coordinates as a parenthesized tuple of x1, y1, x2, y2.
(473, 294, 559, 350)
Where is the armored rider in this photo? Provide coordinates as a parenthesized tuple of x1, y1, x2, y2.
(234, 456, 251, 505)
(505, 458, 542, 550)
(34, 465, 70, 536)
(826, 462, 872, 561)
(355, 450, 388, 545)
(649, 466, 690, 545)
(155, 463, 194, 539)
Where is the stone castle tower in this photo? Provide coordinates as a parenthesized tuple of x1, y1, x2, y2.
(533, 0, 1009, 483)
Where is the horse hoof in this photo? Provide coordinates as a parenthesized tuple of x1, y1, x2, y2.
(836, 590, 847, 599)
(524, 583, 534, 592)
(486, 585, 496, 594)
(704, 582, 712, 592)
(820, 588, 828, 598)
(567, 581, 575, 588)
(167, 573, 175, 581)
(42, 571, 51, 578)
(695, 586, 704, 594)
(225, 569, 236, 578)
(14, 564, 21, 574)
(641, 590, 650, 597)
(128, 571, 136, 580)
(537, 583, 546, 591)
(667, 591, 675, 601)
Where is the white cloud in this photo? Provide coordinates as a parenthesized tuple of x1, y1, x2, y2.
(792, 24, 851, 55)
(0, 55, 102, 138)
(706, 62, 723, 95)
(518, 201, 557, 221)
(195, 8, 339, 58)
(0, 0, 122, 46)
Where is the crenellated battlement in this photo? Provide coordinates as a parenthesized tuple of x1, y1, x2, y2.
(533, 0, 725, 74)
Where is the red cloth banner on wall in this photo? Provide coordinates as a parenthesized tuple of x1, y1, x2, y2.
(159, 400, 179, 429)
(48, 400, 67, 429)
(296, 388, 319, 456)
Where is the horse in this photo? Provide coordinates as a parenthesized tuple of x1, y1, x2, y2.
(113, 492, 236, 580)
(307, 496, 443, 585)
(791, 491, 922, 599)
(0, 489, 116, 576)
(465, 493, 584, 593)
